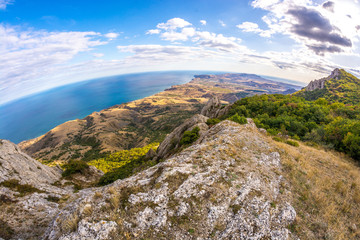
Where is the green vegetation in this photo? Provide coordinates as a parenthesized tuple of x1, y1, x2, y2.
(88, 143, 158, 173)
(225, 94, 360, 161)
(62, 160, 89, 177)
(206, 118, 221, 126)
(296, 69, 360, 104)
(0, 179, 43, 197)
(227, 113, 247, 124)
(286, 140, 299, 147)
(90, 143, 158, 186)
(180, 127, 200, 145)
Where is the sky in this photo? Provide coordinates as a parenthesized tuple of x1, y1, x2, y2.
(1, 0, 360, 105)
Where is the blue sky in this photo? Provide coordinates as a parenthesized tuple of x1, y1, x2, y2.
(1, 0, 360, 105)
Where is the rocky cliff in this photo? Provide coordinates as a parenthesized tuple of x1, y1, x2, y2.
(0, 140, 71, 239)
(305, 68, 341, 91)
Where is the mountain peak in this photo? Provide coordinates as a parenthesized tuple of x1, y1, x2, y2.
(305, 68, 343, 92)
(328, 68, 341, 80)
(296, 68, 360, 104)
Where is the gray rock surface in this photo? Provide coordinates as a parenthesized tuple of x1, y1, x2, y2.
(305, 68, 341, 91)
(0, 139, 71, 240)
(0, 139, 61, 189)
(201, 96, 230, 118)
(156, 114, 209, 160)
(45, 120, 297, 240)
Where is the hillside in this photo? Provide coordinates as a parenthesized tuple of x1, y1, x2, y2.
(19, 74, 299, 164)
(295, 68, 360, 104)
(1, 102, 360, 239)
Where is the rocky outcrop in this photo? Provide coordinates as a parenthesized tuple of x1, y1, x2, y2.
(0, 139, 71, 240)
(200, 96, 230, 119)
(305, 68, 341, 91)
(0, 139, 61, 189)
(155, 114, 209, 160)
(45, 120, 296, 240)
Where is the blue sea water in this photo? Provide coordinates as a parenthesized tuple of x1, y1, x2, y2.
(0, 71, 215, 143)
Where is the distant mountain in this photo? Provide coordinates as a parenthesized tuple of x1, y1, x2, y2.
(295, 68, 360, 104)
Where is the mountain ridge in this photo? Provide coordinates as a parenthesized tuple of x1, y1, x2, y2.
(296, 68, 360, 104)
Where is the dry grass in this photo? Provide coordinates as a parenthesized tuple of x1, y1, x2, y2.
(61, 212, 79, 233)
(275, 140, 360, 239)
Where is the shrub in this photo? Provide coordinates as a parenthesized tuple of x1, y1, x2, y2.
(273, 136, 284, 142)
(98, 156, 149, 186)
(286, 140, 300, 147)
(206, 118, 221, 126)
(62, 160, 89, 177)
(180, 127, 200, 145)
(228, 113, 247, 125)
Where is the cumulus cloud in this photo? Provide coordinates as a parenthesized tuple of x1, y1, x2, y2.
(219, 20, 226, 27)
(196, 32, 242, 51)
(322, 1, 335, 12)
(287, 7, 352, 47)
(157, 18, 192, 30)
(250, 0, 358, 55)
(236, 21, 272, 37)
(146, 18, 243, 51)
(200, 20, 207, 25)
(104, 32, 119, 39)
(146, 29, 160, 34)
(161, 27, 196, 41)
(0, 0, 13, 10)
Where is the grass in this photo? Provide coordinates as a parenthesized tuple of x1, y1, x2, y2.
(0, 179, 44, 197)
(275, 139, 360, 239)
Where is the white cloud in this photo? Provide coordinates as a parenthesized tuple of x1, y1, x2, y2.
(200, 20, 207, 25)
(219, 20, 226, 27)
(161, 27, 196, 42)
(157, 18, 192, 30)
(249, 0, 360, 54)
(104, 32, 119, 39)
(146, 29, 160, 34)
(0, 0, 13, 10)
(146, 18, 243, 51)
(0, 24, 106, 104)
(236, 21, 273, 37)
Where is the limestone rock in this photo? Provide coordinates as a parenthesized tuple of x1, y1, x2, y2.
(156, 114, 209, 160)
(0, 139, 71, 240)
(0, 139, 61, 188)
(305, 68, 341, 91)
(201, 96, 229, 118)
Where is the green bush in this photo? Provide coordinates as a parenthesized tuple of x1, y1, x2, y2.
(98, 155, 157, 186)
(206, 118, 221, 126)
(228, 113, 247, 125)
(62, 160, 89, 177)
(180, 127, 200, 145)
(272, 136, 284, 142)
(286, 140, 300, 147)
(88, 143, 158, 173)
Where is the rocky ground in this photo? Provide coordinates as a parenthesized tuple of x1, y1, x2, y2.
(44, 119, 297, 240)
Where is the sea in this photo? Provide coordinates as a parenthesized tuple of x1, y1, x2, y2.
(0, 71, 222, 143)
